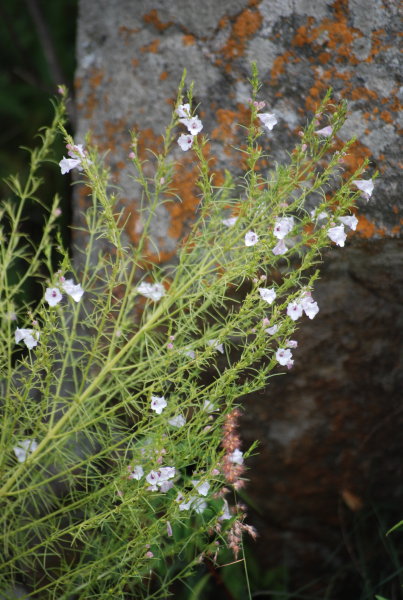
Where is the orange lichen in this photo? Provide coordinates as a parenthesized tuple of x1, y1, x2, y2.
(159, 70, 168, 80)
(356, 215, 386, 238)
(182, 34, 196, 46)
(380, 110, 393, 124)
(220, 7, 262, 60)
(143, 9, 172, 32)
(141, 39, 160, 53)
(131, 58, 139, 68)
(271, 51, 296, 82)
(79, 68, 105, 119)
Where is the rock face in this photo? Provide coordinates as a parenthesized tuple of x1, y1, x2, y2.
(75, 0, 402, 592)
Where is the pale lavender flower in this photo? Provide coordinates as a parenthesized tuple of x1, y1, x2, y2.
(258, 112, 278, 131)
(15, 328, 40, 350)
(338, 215, 358, 230)
(192, 479, 210, 496)
(208, 339, 224, 354)
(222, 216, 238, 227)
(13, 439, 38, 462)
(219, 499, 232, 521)
(176, 103, 191, 118)
(353, 179, 374, 201)
(137, 281, 165, 301)
(59, 157, 81, 174)
(273, 217, 294, 240)
(272, 239, 287, 255)
(168, 414, 186, 428)
(146, 470, 160, 491)
(301, 295, 319, 320)
(265, 324, 278, 335)
(150, 395, 167, 414)
(276, 348, 293, 366)
(179, 116, 203, 135)
(229, 449, 244, 465)
(61, 279, 84, 302)
(166, 521, 173, 537)
(287, 340, 298, 348)
(314, 125, 333, 137)
(45, 287, 63, 307)
(328, 224, 347, 247)
(245, 231, 259, 246)
(203, 400, 216, 412)
(193, 498, 207, 514)
(128, 465, 144, 480)
(177, 133, 194, 151)
(287, 301, 303, 321)
(259, 287, 276, 304)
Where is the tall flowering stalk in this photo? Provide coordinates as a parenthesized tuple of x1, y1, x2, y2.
(0, 67, 375, 598)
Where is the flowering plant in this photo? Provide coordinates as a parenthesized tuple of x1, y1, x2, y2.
(0, 66, 374, 598)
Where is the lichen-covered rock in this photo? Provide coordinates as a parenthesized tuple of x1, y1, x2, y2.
(75, 0, 402, 590)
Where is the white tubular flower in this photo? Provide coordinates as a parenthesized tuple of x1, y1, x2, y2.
(177, 133, 194, 151)
(327, 224, 347, 247)
(245, 231, 259, 246)
(15, 328, 40, 350)
(176, 103, 191, 118)
(273, 217, 294, 240)
(192, 479, 210, 496)
(137, 281, 165, 301)
(222, 216, 238, 227)
(128, 465, 144, 480)
(276, 347, 293, 366)
(150, 395, 167, 414)
(179, 116, 203, 135)
(258, 112, 278, 131)
(229, 449, 244, 465)
(314, 126, 333, 137)
(13, 439, 38, 463)
(338, 215, 358, 231)
(259, 287, 276, 304)
(45, 287, 63, 307)
(61, 279, 84, 302)
(353, 179, 374, 200)
(168, 414, 186, 428)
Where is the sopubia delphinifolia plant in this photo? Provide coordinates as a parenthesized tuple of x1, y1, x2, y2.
(0, 65, 376, 599)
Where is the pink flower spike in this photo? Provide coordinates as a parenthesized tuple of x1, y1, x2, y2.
(167, 343, 174, 350)
(262, 317, 270, 326)
(353, 179, 374, 200)
(145, 551, 154, 558)
(272, 239, 287, 255)
(129, 152, 135, 159)
(327, 224, 347, 247)
(314, 125, 333, 137)
(177, 133, 194, 151)
(258, 112, 278, 131)
(245, 231, 259, 247)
